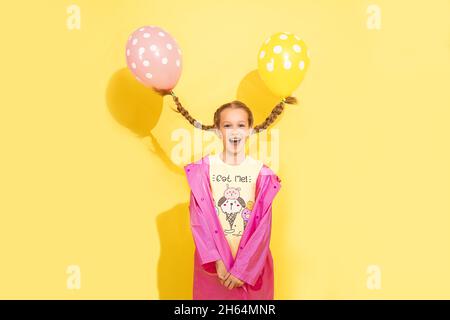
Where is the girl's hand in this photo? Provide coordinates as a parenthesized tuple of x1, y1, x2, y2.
(222, 272, 244, 290)
(215, 260, 228, 285)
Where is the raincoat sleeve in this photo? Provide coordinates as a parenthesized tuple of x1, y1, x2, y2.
(229, 174, 280, 287)
(189, 190, 221, 271)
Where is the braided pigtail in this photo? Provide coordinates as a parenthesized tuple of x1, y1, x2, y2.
(153, 88, 296, 133)
(252, 96, 298, 133)
(153, 88, 215, 131)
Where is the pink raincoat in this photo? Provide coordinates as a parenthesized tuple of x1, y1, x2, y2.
(184, 154, 281, 300)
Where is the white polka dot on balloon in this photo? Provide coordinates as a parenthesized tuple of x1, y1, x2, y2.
(138, 47, 145, 58)
(273, 45, 282, 54)
(259, 50, 265, 59)
(162, 57, 168, 64)
(279, 34, 288, 40)
(176, 59, 180, 67)
(166, 43, 173, 50)
(131, 62, 136, 69)
(293, 44, 301, 53)
(143, 33, 150, 38)
(143, 60, 150, 66)
(145, 72, 153, 79)
(299, 60, 305, 70)
(126, 49, 130, 56)
(158, 31, 165, 37)
(150, 45, 157, 51)
(266, 58, 274, 72)
(132, 38, 138, 45)
(283, 60, 292, 69)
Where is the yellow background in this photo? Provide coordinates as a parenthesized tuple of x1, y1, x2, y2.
(1, 0, 449, 299)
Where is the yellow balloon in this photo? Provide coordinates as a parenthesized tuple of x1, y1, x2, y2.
(257, 32, 310, 98)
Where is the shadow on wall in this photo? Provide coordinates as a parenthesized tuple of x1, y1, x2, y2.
(105, 67, 290, 299)
(105, 67, 183, 174)
(236, 69, 287, 128)
(106, 68, 163, 137)
(156, 202, 195, 299)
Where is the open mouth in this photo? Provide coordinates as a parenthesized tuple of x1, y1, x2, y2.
(228, 137, 242, 146)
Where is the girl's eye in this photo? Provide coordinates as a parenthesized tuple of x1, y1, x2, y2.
(239, 124, 245, 127)
(224, 124, 230, 128)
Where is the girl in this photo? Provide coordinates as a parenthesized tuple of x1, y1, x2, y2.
(170, 91, 297, 299)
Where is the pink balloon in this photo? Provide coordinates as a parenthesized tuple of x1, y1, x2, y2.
(125, 25, 182, 91)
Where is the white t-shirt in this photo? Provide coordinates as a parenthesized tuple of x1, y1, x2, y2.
(208, 153, 264, 259)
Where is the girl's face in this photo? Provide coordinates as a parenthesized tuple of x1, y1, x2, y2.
(216, 107, 251, 155)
